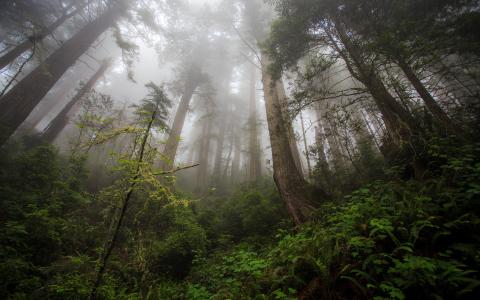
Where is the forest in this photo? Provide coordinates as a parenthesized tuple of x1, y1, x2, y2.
(0, 0, 479, 299)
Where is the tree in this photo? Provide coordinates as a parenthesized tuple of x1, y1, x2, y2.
(0, 0, 127, 145)
(159, 65, 204, 171)
(40, 60, 111, 143)
(248, 64, 262, 181)
(0, 0, 87, 71)
(89, 82, 172, 298)
(261, 51, 315, 224)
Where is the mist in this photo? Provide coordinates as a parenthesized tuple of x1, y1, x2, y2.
(1, 0, 479, 298)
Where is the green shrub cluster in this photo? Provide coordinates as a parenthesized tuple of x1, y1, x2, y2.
(176, 140, 480, 299)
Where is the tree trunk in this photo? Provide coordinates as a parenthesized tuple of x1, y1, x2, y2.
(316, 103, 344, 169)
(231, 131, 241, 184)
(396, 56, 463, 137)
(0, 1, 125, 145)
(0, 1, 86, 70)
(275, 79, 304, 177)
(222, 135, 234, 178)
(212, 115, 226, 179)
(159, 73, 199, 170)
(41, 60, 110, 143)
(261, 51, 316, 225)
(89, 93, 158, 299)
(248, 64, 262, 181)
(314, 124, 328, 165)
(196, 114, 212, 191)
(300, 112, 312, 178)
(331, 25, 418, 146)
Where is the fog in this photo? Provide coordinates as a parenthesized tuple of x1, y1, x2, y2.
(1, 0, 312, 193)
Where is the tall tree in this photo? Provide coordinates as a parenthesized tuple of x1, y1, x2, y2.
(261, 52, 315, 224)
(248, 65, 262, 181)
(89, 83, 172, 298)
(0, 0, 87, 71)
(40, 60, 111, 143)
(275, 78, 304, 177)
(159, 66, 203, 170)
(0, 0, 127, 145)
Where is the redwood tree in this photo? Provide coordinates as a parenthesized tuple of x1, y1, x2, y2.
(0, 0, 127, 144)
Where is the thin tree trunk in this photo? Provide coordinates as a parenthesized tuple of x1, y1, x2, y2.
(231, 131, 241, 184)
(248, 64, 262, 181)
(329, 25, 418, 146)
(314, 124, 328, 165)
(222, 136, 234, 178)
(212, 115, 226, 179)
(196, 114, 212, 191)
(300, 112, 312, 178)
(317, 103, 344, 169)
(41, 60, 110, 143)
(261, 51, 316, 225)
(396, 56, 463, 137)
(89, 96, 158, 299)
(0, 1, 125, 145)
(0, 1, 86, 70)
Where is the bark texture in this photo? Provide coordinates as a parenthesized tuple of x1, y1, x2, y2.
(0, 1, 125, 145)
(331, 24, 418, 147)
(160, 70, 200, 170)
(261, 52, 315, 225)
(0, 2, 86, 70)
(41, 60, 110, 143)
(248, 65, 262, 181)
(396, 57, 463, 137)
(275, 79, 304, 177)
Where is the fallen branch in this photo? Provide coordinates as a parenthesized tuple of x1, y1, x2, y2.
(155, 163, 200, 175)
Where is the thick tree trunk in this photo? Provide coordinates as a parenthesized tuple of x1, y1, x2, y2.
(275, 79, 304, 177)
(0, 1, 86, 70)
(41, 60, 110, 143)
(261, 52, 316, 225)
(248, 65, 262, 181)
(159, 74, 199, 170)
(0, 1, 125, 145)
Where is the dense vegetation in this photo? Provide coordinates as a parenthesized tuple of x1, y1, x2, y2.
(0, 0, 479, 299)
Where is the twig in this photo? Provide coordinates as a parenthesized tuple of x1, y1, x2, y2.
(155, 163, 200, 175)
(0, 42, 36, 98)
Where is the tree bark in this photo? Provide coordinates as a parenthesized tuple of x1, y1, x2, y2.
(330, 24, 418, 146)
(196, 113, 212, 191)
(300, 112, 312, 178)
(314, 124, 328, 165)
(396, 56, 463, 137)
(159, 72, 199, 170)
(0, 1, 86, 71)
(248, 64, 262, 181)
(0, 1, 125, 145)
(275, 79, 304, 177)
(231, 131, 241, 184)
(212, 115, 226, 179)
(317, 103, 344, 169)
(41, 60, 110, 143)
(261, 51, 316, 225)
